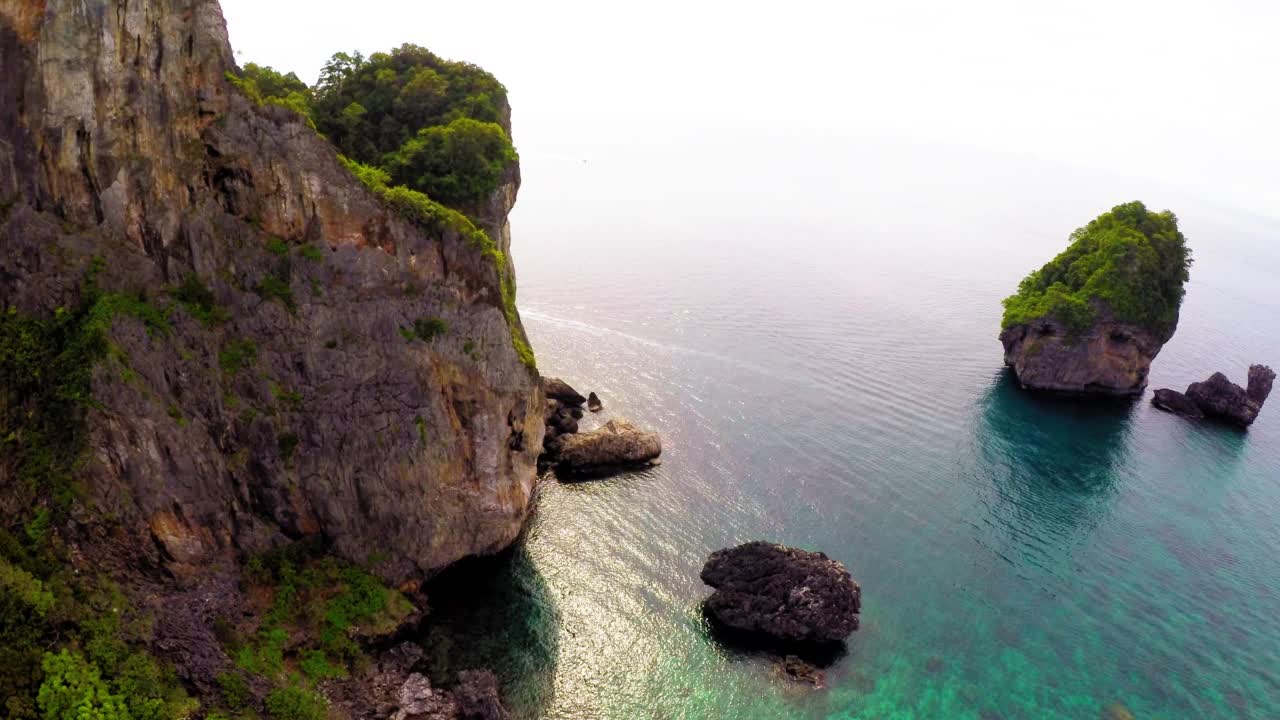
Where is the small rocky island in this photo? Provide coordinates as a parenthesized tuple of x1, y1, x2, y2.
(700, 542, 861, 646)
(1000, 202, 1192, 395)
(1154, 365, 1274, 427)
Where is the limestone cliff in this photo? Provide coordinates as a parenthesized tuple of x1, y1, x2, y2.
(0, 0, 543, 583)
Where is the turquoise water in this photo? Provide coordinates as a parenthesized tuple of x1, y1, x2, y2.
(421, 135, 1280, 719)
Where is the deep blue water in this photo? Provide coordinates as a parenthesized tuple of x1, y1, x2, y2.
(421, 134, 1280, 719)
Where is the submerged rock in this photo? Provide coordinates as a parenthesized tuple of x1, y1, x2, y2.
(1101, 703, 1135, 720)
(555, 419, 661, 477)
(777, 655, 825, 687)
(587, 391, 603, 412)
(1151, 388, 1203, 419)
(544, 377, 586, 406)
(1184, 365, 1275, 427)
(700, 541, 860, 645)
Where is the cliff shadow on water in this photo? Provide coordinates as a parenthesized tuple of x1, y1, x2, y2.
(418, 539, 559, 719)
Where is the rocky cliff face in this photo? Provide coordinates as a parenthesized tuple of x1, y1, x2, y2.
(999, 310, 1163, 396)
(0, 0, 543, 582)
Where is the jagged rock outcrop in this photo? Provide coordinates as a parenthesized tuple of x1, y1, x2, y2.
(1000, 314, 1163, 396)
(0, 0, 542, 582)
(587, 391, 602, 412)
(700, 541, 860, 645)
(1169, 365, 1274, 428)
(555, 419, 662, 478)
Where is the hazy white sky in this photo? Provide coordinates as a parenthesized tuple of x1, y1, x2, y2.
(220, 0, 1280, 217)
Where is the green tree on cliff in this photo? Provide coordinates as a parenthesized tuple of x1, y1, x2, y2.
(310, 44, 512, 193)
(228, 45, 518, 216)
(383, 117, 517, 209)
(1001, 201, 1192, 340)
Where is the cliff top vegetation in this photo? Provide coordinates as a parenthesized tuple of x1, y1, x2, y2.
(1001, 201, 1192, 340)
(228, 44, 517, 216)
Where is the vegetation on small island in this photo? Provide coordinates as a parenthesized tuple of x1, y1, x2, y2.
(1001, 201, 1192, 340)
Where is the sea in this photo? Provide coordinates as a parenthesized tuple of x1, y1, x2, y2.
(419, 131, 1280, 719)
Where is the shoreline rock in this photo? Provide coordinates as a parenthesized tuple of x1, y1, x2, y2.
(555, 419, 662, 478)
(1156, 365, 1274, 428)
(700, 541, 860, 646)
(587, 391, 603, 412)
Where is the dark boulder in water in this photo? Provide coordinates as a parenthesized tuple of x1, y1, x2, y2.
(1184, 365, 1274, 427)
(700, 541, 860, 645)
(543, 377, 586, 406)
(1151, 388, 1203, 419)
(587, 391, 603, 412)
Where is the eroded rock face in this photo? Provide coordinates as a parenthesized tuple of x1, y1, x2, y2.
(700, 541, 860, 645)
(555, 418, 662, 477)
(1000, 314, 1162, 396)
(1185, 366, 1274, 427)
(0, 0, 542, 582)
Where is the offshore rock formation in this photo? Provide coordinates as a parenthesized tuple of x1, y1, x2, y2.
(1155, 365, 1275, 427)
(1000, 313, 1163, 396)
(0, 0, 541, 582)
(999, 202, 1191, 396)
(700, 541, 861, 645)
